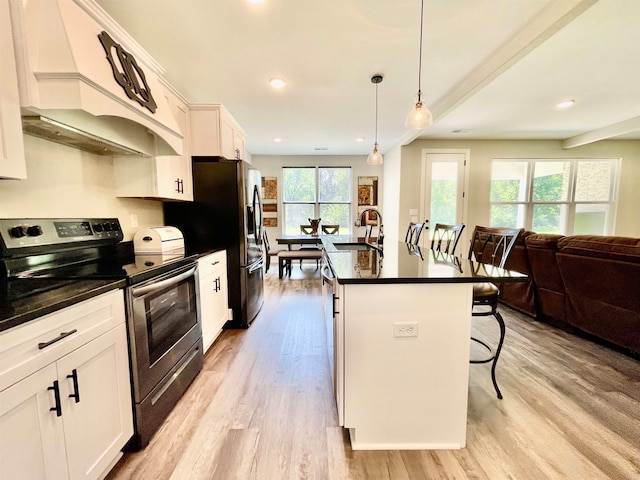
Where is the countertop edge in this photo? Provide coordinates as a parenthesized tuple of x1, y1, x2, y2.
(0, 279, 126, 333)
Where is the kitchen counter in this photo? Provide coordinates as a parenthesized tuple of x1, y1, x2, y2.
(0, 278, 126, 332)
(322, 235, 527, 284)
(321, 236, 528, 450)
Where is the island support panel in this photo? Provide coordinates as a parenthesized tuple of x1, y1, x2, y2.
(342, 282, 472, 450)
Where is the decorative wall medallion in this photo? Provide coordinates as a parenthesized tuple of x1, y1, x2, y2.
(98, 31, 157, 113)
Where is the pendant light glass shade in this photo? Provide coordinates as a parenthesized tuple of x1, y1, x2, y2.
(367, 144, 383, 165)
(367, 75, 384, 166)
(405, 97, 433, 129)
(406, 0, 433, 130)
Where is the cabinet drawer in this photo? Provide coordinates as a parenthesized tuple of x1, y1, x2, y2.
(0, 290, 126, 392)
(198, 251, 226, 279)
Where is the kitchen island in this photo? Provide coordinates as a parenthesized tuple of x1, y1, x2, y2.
(321, 236, 526, 450)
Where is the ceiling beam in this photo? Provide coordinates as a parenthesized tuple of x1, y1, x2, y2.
(562, 116, 640, 149)
(401, 0, 599, 147)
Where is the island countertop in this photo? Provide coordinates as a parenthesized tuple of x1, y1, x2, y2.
(321, 235, 527, 285)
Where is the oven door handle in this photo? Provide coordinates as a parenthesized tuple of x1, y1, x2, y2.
(131, 266, 197, 297)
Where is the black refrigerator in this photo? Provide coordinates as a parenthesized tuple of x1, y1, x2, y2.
(164, 157, 264, 327)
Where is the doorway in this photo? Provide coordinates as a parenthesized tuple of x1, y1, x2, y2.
(420, 149, 470, 252)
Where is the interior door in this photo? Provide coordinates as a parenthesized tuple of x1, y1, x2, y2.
(420, 150, 469, 252)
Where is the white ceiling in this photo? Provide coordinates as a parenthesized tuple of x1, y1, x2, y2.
(95, 0, 640, 156)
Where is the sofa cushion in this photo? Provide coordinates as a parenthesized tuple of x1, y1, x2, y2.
(557, 235, 640, 263)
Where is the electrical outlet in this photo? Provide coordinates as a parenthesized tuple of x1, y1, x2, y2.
(130, 214, 138, 228)
(393, 322, 418, 338)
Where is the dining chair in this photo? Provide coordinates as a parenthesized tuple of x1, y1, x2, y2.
(430, 223, 465, 255)
(298, 224, 321, 268)
(405, 221, 427, 245)
(321, 224, 340, 234)
(467, 225, 524, 399)
(262, 230, 285, 273)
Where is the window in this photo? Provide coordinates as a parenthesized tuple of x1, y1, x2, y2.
(490, 159, 619, 235)
(282, 167, 352, 234)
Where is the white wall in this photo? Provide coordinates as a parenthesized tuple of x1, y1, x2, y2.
(251, 154, 384, 243)
(0, 135, 164, 240)
(399, 139, 640, 238)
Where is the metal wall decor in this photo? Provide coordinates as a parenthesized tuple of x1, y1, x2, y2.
(98, 31, 157, 113)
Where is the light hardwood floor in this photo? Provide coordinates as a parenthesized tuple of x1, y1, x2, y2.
(107, 266, 640, 480)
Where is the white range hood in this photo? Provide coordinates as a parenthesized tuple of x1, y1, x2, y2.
(9, 0, 183, 157)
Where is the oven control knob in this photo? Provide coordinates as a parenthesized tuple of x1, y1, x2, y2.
(26, 225, 43, 237)
(93, 223, 103, 233)
(9, 225, 27, 238)
(110, 222, 120, 232)
(103, 223, 112, 232)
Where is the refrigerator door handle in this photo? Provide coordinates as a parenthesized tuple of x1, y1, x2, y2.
(252, 184, 263, 244)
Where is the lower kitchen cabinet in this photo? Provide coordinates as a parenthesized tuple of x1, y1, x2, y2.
(0, 290, 133, 480)
(198, 251, 229, 352)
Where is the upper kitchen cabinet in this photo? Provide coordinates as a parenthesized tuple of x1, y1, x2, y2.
(113, 82, 193, 201)
(0, 0, 27, 179)
(190, 104, 246, 160)
(8, 0, 184, 158)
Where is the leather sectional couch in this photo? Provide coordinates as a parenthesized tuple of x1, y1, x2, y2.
(498, 233, 640, 356)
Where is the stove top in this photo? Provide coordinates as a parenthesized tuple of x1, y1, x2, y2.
(1, 217, 196, 284)
(0, 217, 198, 331)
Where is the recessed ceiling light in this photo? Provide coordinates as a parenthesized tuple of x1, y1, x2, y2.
(248, 0, 264, 4)
(356, 137, 365, 143)
(557, 99, 575, 109)
(269, 78, 286, 88)
(272, 137, 282, 143)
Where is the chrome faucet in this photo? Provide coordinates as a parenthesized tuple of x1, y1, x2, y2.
(358, 208, 383, 245)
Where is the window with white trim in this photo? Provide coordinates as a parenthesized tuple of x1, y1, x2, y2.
(282, 167, 352, 235)
(490, 158, 619, 234)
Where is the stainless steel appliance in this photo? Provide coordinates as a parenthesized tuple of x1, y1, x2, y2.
(0, 218, 203, 449)
(321, 253, 344, 426)
(164, 157, 265, 327)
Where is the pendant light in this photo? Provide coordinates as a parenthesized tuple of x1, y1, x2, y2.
(367, 75, 384, 166)
(405, 0, 433, 130)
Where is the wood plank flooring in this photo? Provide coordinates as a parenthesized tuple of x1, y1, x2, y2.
(106, 266, 640, 480)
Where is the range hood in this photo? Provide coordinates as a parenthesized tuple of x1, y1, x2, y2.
(22, 115, 146, 156)
(10, 0, 184, 157)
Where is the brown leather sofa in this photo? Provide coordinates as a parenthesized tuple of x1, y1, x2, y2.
(555, 235, 640, 355)
(524, 234, 568, 329)
(498, 233, 640, 355)
(499, 230, 536, 316)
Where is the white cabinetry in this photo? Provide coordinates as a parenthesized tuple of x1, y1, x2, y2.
(198, 251, 229, 352)
(337, 282, 473, 450)
(0, 0, 27, 179)
(0, 290, 133, 480)
(113, 84, 193, 201)
(190, 104, 246, 160)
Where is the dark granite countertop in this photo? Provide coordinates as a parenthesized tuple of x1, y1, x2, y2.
(322, 236, 527, 285)
(0, 278, 126, 333)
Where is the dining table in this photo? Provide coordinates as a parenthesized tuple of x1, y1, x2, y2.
(275, 234, 324, 250)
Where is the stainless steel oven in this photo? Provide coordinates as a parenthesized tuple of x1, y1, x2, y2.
(126, 261, 203, 448)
